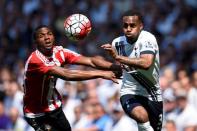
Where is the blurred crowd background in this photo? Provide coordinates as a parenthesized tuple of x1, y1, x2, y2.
(0, 0, 197, 131)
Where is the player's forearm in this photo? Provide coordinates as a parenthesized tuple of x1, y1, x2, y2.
(49, 67, 105, 81)
(60, 70, 104, 81)
(115, 55, 151, 70)
(73, 126, 98, 131)
(91, 57, 121, 71)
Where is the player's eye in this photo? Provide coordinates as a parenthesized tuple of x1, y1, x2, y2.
(38, 34, 44, 38)
(123, 23, 135, 28)
(47, 32, 53, 35)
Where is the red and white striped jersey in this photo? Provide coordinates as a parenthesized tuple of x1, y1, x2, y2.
(23, 46, 80, 118)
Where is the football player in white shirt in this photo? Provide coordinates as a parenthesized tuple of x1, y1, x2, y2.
(102, 10, 163, 131)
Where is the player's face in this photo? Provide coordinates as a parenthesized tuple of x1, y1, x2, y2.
(122, 16, 143, 41)
(35, 27, 55, 52)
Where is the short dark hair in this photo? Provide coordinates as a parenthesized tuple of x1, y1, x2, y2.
(122, 10, 143, 23)
(33, 25, 50, 40)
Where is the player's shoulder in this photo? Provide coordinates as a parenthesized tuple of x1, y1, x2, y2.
(24, 51, 41, 69)
(53, 45, 64, 52)
(139, 30, 157, 42)
(26, 50, 44, 65)
(54, 45, 67, 50)
(54, 45, 73, 52)
(112, 35, 126, 43)
(112, 35, 126, 46)
(55, 45, 81, 58)
(27, 51, 37, 62)
(53, 45, 77, 54)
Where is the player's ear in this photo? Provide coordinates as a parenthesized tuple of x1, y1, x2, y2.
(140, 23, 143, 31)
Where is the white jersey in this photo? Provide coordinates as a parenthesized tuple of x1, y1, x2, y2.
(112, 30, 162, 101)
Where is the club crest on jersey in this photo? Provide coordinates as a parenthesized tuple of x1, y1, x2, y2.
(145, 41, 153, 48)
(134, 46, 138, 57)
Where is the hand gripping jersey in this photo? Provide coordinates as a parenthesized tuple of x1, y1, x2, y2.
(23, 46, 81, 118)
(112, 30, 162, 101)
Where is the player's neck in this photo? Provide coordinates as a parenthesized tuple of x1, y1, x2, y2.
(126, 37, 138, 45)
(38, 47, 53, 57)
(126, 31, 141, 44)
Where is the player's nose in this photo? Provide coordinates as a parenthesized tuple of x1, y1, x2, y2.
(126, 26, 132, 31)
(44, 35, 50, 40)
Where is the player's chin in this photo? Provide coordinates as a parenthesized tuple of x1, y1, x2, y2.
(45, 44, 53, 49)
(125, 33, 134, 38)
(45, 45, 53, 50)
(125, 35, 135, 40)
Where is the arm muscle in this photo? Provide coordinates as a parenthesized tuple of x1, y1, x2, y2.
(116, 54, 154, 70)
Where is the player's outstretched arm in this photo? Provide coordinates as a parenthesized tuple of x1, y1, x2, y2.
(73, 55, 122, 71)
(47, 66, 118, 83)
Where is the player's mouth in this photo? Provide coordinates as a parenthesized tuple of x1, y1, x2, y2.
(125, 33, 134, 37)
(45, 42, 53, 49)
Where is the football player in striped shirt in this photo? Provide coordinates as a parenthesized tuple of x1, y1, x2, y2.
(23, 25, 121, 131)
(102, 10, 163, 131)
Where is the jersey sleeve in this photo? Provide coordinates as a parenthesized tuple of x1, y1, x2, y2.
(62, 48, 81, 64)
(139, 36, 157, 55)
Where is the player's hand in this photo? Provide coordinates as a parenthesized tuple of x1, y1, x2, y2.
(101, 44, 117, 59)
(112, 70, 123, 79)
(101, 71, 119, 84)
